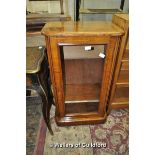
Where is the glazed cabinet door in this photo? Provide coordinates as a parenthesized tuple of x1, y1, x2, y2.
(46, 36, 121, 126)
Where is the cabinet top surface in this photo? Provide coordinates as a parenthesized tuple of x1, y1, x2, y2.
(114, 13, 129, 21)
(41, 21, 124, 37)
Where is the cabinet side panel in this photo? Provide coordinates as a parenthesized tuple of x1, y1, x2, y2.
(45, 36, 65, 117)
(99, 36, 121, 115)
(108, 14, 129, 113)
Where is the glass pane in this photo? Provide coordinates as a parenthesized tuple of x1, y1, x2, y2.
(59, 44, 106, 114)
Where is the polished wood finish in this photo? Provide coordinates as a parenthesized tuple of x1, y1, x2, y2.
(64, 59, 104, 84)
(65, 84, 100, 102)
(42, 20, 124, 126)
(111, 87, 129, 109)
(108, 13, 129, 112)
(65, 102, 99, 114)
(117, 70, 129, 87)
(121, 60, 129, 70)
(41, 21, 124, 37)
(123, 41, 129, 60)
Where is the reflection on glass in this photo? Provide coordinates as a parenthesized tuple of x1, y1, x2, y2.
(60, 44, 106, 114)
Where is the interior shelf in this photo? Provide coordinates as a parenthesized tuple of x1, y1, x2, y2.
(123, 40, 129, 60)
(80, 8, 122, 14)
(116, 70, 129, 87)
(65, 84, 100, 103)
(65, 102, 98, 114)
(65, 84, 100, 115)
(121, 60, 129, 70)
(112, 87, 129, 105)
(123, 48, 129, 60)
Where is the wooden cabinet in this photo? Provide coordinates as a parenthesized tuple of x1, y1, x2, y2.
(108, 14, 129, 111)
(41, 21, 124, 126)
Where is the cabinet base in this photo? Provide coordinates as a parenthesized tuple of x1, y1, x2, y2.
(55, 113, 107, 126)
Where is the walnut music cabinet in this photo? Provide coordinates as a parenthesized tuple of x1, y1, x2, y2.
(41, 20, 124, 126)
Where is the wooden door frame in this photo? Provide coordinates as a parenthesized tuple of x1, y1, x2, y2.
(46, 35, 121, 126)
